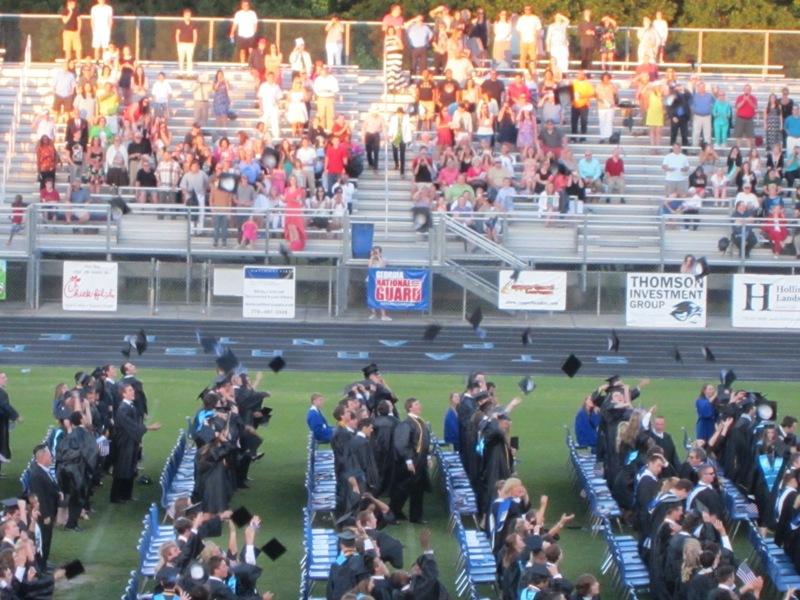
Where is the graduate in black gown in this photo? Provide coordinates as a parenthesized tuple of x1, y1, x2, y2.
(344, 418, 380, 496)
(110, 382, 161, 503)
(480, 413, 514, 516)
(360, 364, 399, 415)
(686, 463, 727, 521)
(389, 398, 431, 524)
(196, 416, 236, 514)
(647, 497, 684, 600)
(684, 549, 717, 600)
(372, 400, 399, 496)
(722, 399, 756, 489)
(120, 362, 148, 420)
(774, 470, 799, 548)
(332, 407, 357, 514)
(326, 530, 370, 600)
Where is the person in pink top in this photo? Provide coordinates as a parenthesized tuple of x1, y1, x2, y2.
(283, 175, 307, 252)
(240, 214, 258, 248)
(382, 4, 404, 32)
(734, 84, 758, 149)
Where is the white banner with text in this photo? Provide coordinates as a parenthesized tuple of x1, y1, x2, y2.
(498, 270, 567, 311)
(626, 273, 706, 328)
(62, 261, 118, 312)
(732, 274, 800, 328)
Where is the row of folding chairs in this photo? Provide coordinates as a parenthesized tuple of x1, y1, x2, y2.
(430, 435, 480, 530)
(299, 434, 337, 599)
(159, 429, 196, 510)
(304, 434, 336, 522)
(120, 570, 142, 600)
(598, 517, 649, 600)
(135, 503, 175, 581)
(743, 519, 800, 593)
(19, 426, 56, 496)
(564, 429, 622, 532)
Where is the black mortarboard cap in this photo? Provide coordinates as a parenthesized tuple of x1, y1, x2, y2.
(134, 329, 148, 355)
(606, 374, 621, 387)
(521, 327, 533, 346)
(216, 348, 239, 373)
(672, 346, 683, 363)
(62, 559, 85, 580)
(109, 196, 131, 216)
(510, 269, 521, 283)
(260, 538, 287, 561)
(90, 366, 104, 379)
(335, 512, 356, 528)
(692, 256, 709, 280)
(231, 506, 253, 528)
(607, 329, 620, 353)
(195, 426, 216, 445)
(702, 346, 716, 362)
(720, 369, 737, 388)
(278, 242, 291, 263)
(268, 356, 286, 373)
(197, 386, 212, 401)
(156, 566, 180, 586)
(518, 376, 535, 395)
(337, 529, 357, 543)
(362, 363, 379, 378)
(561, 354, 582, 378)
(196, 330, 220, 354)
(0, 498, 17, 510)
(423, 323, 442, 341)
(468, 306, 483, 330)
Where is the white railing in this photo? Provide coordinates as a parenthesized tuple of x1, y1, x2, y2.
(0, 35, 31, 205)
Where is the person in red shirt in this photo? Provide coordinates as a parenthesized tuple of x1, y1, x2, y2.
(381, 4, 404, 32)
(506, 73, 531, 107)
(604, 147, 625, 203)
(6, 195, 25, 246)
(40, 178, 69, 223)
(734, 84, 758, 149)
(323, 136, 348, 194)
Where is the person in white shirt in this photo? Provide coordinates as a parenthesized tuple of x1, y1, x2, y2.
(150, 72, 172, 119)
(289, 38, 312, 78)
(257, 71, 283, 141)
(652, 11, 668, 62)
(661, 143, 690, 196)
(312, 66, 339, 133)
(492, 10, 513, 68)
(388, 107, 413, 176)
(546, 13, 570, 73)
(332, 173, 356, 214)
(324, 16, 345, 67)
(682, 186, 703, 230)
(515, 5, 542, 70)
(229, 0, 259, 64)
(296, 137, 318, 193)
(734, 182, 760, 211)
(90, 0, 113, 61)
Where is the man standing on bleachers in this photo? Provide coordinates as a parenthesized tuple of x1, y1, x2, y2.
(314, 66, 340, 135)
(90, 0, 113, 62)
(734, 84, 758, 149)
(175, 8, 197, 76)
(661, 143, 690, 197)
(61, 0, 82, 62)
(691, 81, 714, 148)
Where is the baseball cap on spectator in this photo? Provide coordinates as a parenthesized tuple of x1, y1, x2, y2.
(295, 38, 305, 46)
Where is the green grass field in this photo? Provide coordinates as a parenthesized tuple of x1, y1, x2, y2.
(2, 366, 799, 599)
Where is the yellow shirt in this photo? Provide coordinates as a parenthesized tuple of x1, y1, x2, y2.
(572, 79, 595, 109)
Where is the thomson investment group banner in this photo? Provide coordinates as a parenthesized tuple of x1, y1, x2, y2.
(367, 268, 431, 311)
(731, 274, 800, 328)
(497, 270, 567, 311)
(626, 273, 707, 328)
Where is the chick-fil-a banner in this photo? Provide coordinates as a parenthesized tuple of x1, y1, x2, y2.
(62, 261, 118, 312)
(367, 268, 431, 311)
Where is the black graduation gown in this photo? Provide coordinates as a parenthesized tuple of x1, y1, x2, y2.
(647, 431, 679, 476)
(480, 421, 514, 515)
(0, 387, 19, 459)
(56, 428, 88, 503)
(775, 488, 798, 547)
(456, 394, 477, 466)
(345, 434, 380, 494)
(464, 413, 487, 489)
(647, 521, 675, 600)
(372, 415, 399, 495)
(112, 401, 146, 479)
(371, 577, 394, 600)
(369, 528, 404, 568)
(722, 415, 754, 487)
(326, 552, 368, 600)
(331, 426, 354, 512)
(662, 532, 692, 599)
(499, 556, 523, 600)
(677, 461, 699, 484)
(410, 553, 449, 600)
(634, 472, 660, 534)
(686, 484, 727, 521)
(750, 451, 784, 525)
(196, 441, 235, 514)
(685, 570, 715, 600)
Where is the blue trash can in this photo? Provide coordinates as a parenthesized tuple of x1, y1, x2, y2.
(351, 223, 374, 259)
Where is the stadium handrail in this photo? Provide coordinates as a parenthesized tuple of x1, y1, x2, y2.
(0, 35, 30, 205)
(0, 13, 795, 73)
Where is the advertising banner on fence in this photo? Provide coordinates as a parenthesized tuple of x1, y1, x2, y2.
(626, 273, 707, 328)
(498, 270, 567, 311)
(242, 266, 296, 319)
(367, 268, 431, 311)
(62, 261, 118, 311)
(0, 260, 5, 301)
(732, 274, 800, 328)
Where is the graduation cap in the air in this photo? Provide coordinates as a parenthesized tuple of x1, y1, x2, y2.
(121, 329, 148, 358)
(518, 376, 536, 395)
(672, 346, 683, 363)
(196, 331, 222, 355)
(362, 363, 380, 378)
(278, 242, 291, 264)
(561, 354, 582, 378)
(62, 559, 85, 580)
(231, 506, 254, 528)
(109, 196, 131, 217)
(702, 346, 716, 362)
(411, 206, 432, 233)
(720, 369, 737, 388)
(423, 323, 442, 342)
(521, 327, 533, 347)
(218, 172, 238, 194)
(510, 269, 521, 283)
(606, 374, 621, 387)
(752, 393, 778, 421)
(261, 538, 287, 561)
(692, 256, 709, 280)
(268, 356, 286, 373)
(607, 329, 620, 353)
(468, 306, 485, 338)
(216, 348, 240, 374)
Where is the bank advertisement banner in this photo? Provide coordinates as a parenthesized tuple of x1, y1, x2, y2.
(626, 273, 707, 328)
(498, 270, 567, 311)
(367, 268, 430, 311)
(732, 274, 800, 328)
(62, 261, 118, 311)
(242, 266, 296, 319)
